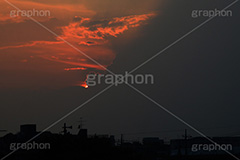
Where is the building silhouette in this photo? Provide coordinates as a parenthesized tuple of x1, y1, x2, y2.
(1, 124, 240, 160)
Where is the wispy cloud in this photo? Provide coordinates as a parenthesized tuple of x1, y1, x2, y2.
(0, 0, 156, 88)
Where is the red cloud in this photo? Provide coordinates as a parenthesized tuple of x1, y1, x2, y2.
(0, 12, 156, 88)
(0, 0, 95, 24)
(60, 13, 156, 46)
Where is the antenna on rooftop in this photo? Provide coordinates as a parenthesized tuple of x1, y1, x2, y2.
(61, 123, 72, 135)
(78, 117, 86, 130)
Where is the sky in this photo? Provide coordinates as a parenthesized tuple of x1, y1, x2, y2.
(0, 0, 240, 140)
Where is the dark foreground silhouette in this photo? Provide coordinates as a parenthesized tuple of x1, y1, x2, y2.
(1, 124, 240, 160)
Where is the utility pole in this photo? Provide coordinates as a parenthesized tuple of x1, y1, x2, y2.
(183, 129, 191, 157)
(184, 129, 188, 156)
(78, 117, 86, 130)
(62, 123, 72, 135)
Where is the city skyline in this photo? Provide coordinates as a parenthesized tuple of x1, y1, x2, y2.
(0, 0, 240, 159)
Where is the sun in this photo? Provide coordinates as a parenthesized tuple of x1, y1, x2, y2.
(80, 83, 89, 89)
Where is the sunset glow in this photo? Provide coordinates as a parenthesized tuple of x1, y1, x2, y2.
(80, 83, 89, 89)
(0, 0, 157, 88)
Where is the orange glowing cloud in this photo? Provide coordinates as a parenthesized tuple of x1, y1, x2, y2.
(60, 13, 156, 46)
(0, 9, 156, 88)
(0, 13, 155, 70)
(0, 0, 95, 24)
(64, 67, 87, 71)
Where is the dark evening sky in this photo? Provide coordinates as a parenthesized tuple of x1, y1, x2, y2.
(0, 0, 240, 140)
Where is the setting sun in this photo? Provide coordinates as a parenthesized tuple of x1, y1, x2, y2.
(80, 83, 89, 89)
